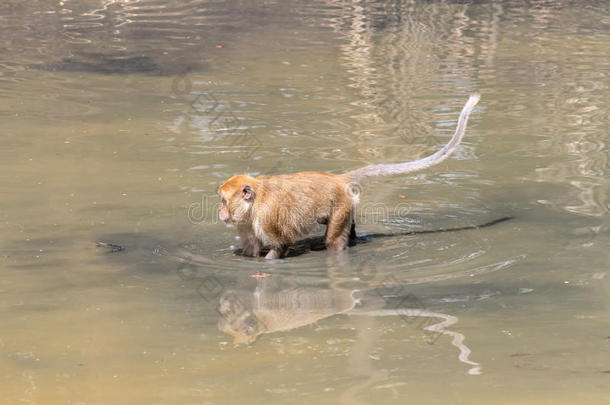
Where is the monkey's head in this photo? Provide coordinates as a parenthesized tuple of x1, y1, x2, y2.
(217, 175, 257, 226)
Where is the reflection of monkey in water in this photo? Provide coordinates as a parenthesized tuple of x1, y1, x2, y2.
(217, 281, 482, 375)
(218, 95, 481, 259)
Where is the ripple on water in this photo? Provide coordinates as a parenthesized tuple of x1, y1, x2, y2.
(162, 213, 522, 292)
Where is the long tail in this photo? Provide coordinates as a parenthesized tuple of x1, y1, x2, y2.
(344, 94, 481, 183)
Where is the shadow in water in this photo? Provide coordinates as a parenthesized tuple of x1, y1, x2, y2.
(229, 215, 513, 258)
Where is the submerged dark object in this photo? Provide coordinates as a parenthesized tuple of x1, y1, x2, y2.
(32, 52, 198, 76)
(96, 241, 125, 253)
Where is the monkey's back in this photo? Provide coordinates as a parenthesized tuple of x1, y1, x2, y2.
(253, 172, 353, 245)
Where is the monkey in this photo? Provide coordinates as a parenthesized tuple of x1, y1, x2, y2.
(217, 94, 480, 259)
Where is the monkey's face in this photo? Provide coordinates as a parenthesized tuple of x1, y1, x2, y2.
(218, 195, 234, 226)
(217, 176, 256, 227)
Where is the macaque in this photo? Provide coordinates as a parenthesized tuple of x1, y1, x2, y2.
(217, 94, 480, 259)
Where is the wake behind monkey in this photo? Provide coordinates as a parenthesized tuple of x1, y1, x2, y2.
(217, 94, 480, 259)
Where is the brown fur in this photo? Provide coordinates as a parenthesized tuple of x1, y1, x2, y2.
(217, 94, 480, 259)
(218, 172, 356, 259)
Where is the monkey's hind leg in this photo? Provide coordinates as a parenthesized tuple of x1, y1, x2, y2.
(324, 209, 352, 251)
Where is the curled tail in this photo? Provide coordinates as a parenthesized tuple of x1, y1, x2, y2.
(344, 94, 481, 183)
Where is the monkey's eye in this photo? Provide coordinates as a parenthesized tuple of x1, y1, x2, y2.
(221, 197, 226, 205)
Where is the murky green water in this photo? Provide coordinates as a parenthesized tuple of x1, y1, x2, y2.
(1, 0, 609, 403)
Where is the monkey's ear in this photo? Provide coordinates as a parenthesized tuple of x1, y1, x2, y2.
(241, 185, 254, 201)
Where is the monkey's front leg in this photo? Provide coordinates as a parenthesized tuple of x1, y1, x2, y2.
(243, 243, 261, 257)
(240, 234, 263, 257)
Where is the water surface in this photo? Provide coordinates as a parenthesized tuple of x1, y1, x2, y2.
(1, 1, 609, 404)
